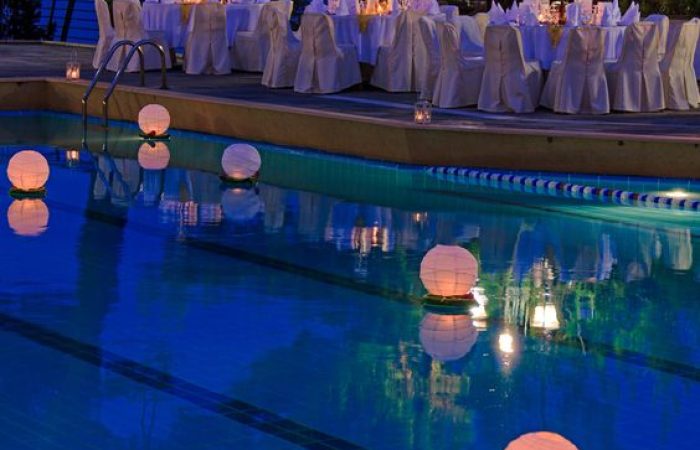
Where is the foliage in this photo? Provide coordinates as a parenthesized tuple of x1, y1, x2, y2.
(0, 0, 50, 39)
(455, 0, 700, 17)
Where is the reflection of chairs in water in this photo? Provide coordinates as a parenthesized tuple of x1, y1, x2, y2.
(91, 154, 142, 206)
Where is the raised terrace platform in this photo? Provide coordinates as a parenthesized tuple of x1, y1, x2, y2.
(2, 42, 700, 178)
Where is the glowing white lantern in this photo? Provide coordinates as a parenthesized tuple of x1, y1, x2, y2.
(498, 332, 514, 354)
(420, 245, 478, 297)
(7, 150, 50, 192)
(531, 304, 560, 330)
(137, 142, 170, 171)
(222, 188, 263, 222)
(7, 199, 49, 237)
(221, 144, 261, 181)
(138, 104, 170, 137)
(419, 313, 478, 362)
(505, 432, 578, 450)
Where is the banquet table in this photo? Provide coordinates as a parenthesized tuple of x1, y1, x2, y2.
(142, 2, 266, 48)
(332, 14, 398, 65)
(518, 24, 626, 70)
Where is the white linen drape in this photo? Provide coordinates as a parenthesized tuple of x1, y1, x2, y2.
(93, 0, 115, 69)
(660, 20, 700, 110)
(294, 13, 361, 93)
(541, 27, 609, 114)
(432, 21, 484, 108)
(477, 25, 542, 113)
(184, 3, 231, 74)
(108, 0, 172, 72)
(605, 22, 664, 112)
(262, 7, 301, 88)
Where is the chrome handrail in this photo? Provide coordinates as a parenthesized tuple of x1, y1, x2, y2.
(102, 39, 168, 128)
(81, 40, 144, 129)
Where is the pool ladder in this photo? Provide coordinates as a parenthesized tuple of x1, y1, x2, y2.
(82, 39, 168, 130)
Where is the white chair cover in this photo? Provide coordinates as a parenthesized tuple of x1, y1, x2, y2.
(230, 2, 276, 71)
(432, 21, 484, 108)
(474, 13, 489, 41)
(541, 27, 609, 114)
(477, 25, 542, 113)
(694, 17, 700, 79)
(108, 0, 172, 72)
(262, 7, 301, 88)
(605, 22, 664, 112)
(184, 3, 231, 74)
(660, 20, 700, 110)
(439, 5, 459, 21)
(371, 11, 419, 92)
(293, 13, 361, 93)
(644, 14, 669, 59)
(454, 15, 484, 55)
(565, 3, 580, 27)
(415, 16, 440, 100)
(93, 0, 115, 69)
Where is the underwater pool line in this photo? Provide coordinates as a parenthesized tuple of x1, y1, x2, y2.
(428, 167, 700, 212)
(0, 311, 365, 450)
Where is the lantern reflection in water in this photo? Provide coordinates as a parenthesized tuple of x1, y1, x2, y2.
(419, 313, 478, 362)
(138, 142, 170, 206)
(222, 188, 263, 223)
(531, 304, 560, 331)
(7, 199, 49, 237)
(505, 431, 578, 450)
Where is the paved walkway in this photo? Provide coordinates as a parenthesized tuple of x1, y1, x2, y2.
(2, 41, 700, 138)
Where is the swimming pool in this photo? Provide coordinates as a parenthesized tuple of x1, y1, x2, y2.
(1, 111, 699, 449)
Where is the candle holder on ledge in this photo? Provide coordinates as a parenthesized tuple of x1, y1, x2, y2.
(414, 99, 432, 125)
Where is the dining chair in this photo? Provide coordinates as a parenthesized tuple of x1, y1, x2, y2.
(644, 14, 669, 60)
(230, 3, 276, 72)
(184, 3, 231, 74)
(541, 26, 609, 114)
(294, 13, 361, 93)
(432, 21, 484, 108)
(478, 25, 542, 113)
(107, 0, 172, 72)
(93, 0, 115, 69)
(605, 22, 664, 112)
(262, 7, 301, 88)
(660, 20, 700, 110)
(371, 11, 420, 92)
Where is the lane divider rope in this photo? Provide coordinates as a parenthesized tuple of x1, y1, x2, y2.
(427, 166, 700, 211)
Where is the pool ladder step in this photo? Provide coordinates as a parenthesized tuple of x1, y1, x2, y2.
(82, 39, 168, 130)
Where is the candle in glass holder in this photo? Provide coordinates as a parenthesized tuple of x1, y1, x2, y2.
(65, 61, 80, 80)
(414, 100, 432, 125)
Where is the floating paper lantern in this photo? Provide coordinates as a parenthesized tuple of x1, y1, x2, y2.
(221, 144, 261, 181)
(138, 104, 170, 137)
(531, 304, 560, 330)
(505, 432, 578, 450)
(7, 150, 50, 193)
(222, 188, 263, 223)
(419, 313, 478, 362)
(7, 199, 49, 237)
(137, 142, 170, 171)
(420, 245, 478, 298)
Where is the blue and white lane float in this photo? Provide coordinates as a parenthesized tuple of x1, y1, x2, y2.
(427, 166, 700, 212)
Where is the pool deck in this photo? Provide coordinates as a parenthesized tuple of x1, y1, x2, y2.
(2, 41, 700, 178)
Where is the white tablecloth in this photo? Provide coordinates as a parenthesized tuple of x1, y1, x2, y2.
(518, 25, 626, 70)
(142, 3, 265, 48)
(332, 14, 398, 64)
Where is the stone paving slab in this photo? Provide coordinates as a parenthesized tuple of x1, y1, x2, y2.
(1, 41, 700, 138)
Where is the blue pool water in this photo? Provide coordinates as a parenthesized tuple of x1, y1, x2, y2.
(0, 112, 699, 449)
